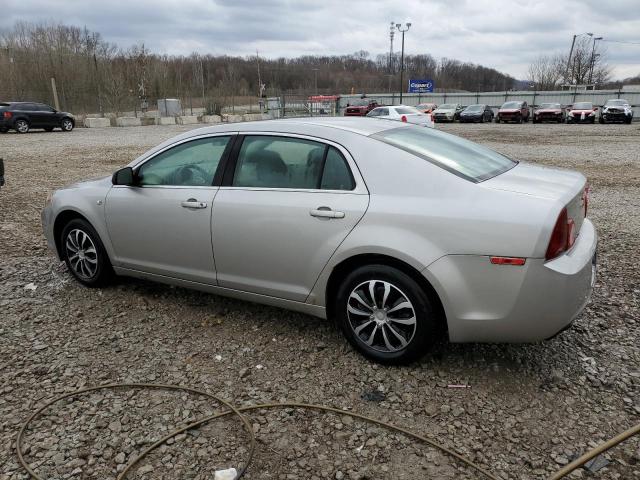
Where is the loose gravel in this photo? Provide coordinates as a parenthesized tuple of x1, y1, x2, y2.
(1, 122, 639, 480)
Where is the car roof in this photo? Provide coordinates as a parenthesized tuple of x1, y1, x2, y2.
(192, 117, 408, 137)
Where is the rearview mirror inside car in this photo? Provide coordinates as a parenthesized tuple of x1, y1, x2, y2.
(112, 166, 135, 186)
(0, 158, 5, 188)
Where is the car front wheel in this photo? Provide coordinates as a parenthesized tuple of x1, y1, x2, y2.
(61, 118, 74, 132)
(61, 218, 113, 287)
(335, 265, 436, 364)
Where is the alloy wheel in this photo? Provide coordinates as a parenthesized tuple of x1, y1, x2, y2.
(62, 119, 73, 131)
(65, 229, 98, 279)
(16, 120, 29, 133)
(346, 280, 417, 353)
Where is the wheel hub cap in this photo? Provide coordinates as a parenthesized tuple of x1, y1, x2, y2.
(65, 229, 98, 279)
(347, 280, 417, 353)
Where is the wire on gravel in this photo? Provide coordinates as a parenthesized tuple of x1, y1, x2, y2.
(16, 383, 640, 480)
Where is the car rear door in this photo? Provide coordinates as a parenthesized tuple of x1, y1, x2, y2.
(105, 134, 234, 284)
(211, 134, 369, 302)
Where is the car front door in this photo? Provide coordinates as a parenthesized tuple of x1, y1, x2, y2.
(211, 134, 369, 302)
(105, 135, 234, 284)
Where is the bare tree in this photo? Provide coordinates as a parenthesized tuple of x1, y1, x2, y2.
(528, 54, 564, 90)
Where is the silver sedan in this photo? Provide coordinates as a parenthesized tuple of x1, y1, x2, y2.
(42, 117, 597, 363)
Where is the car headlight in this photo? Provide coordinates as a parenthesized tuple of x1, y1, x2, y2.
(588, 112, 595, 116)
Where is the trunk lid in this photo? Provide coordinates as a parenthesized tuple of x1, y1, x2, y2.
(483, 162, 587, 233)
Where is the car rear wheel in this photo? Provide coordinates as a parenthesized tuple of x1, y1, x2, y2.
(61, 218, 113, 287)
(61, 118, 74, 132)
(15, 119, 29, 134)
(335, 265, 436, 364)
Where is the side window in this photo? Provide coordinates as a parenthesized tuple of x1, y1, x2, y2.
(137, 136, 230, 186)
(368, 109, 381, 117)
(321, 147, 355, 191)
(233, 136, 325, 189)
(380, 108, 389, 116)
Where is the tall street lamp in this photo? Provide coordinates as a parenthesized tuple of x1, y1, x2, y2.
(396, 22, 411, 103)
(588, 36, 603, 85)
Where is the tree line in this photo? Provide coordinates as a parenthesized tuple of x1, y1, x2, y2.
(0, 21, 518, 114)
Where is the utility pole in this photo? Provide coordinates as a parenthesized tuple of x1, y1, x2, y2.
(200, 55, 206, 110)
(93, 52, 103, 117)
(50, 77, 60, 111)
(396, 23, 411, 103)
(312, 68, 319, 94)
(565, 35, 577, 83)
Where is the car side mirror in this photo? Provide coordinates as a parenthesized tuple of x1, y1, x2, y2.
(0, 158, 5, 188)
(112, 166, 135, 186)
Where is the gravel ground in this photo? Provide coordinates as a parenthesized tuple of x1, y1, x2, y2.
(1, 122, 639, 480)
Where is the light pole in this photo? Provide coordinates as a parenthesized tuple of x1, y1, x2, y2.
(396, 22, 411, 103)
(588, 36, 603, 85)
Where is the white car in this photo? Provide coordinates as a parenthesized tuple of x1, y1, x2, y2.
(367, 105, 434, 128)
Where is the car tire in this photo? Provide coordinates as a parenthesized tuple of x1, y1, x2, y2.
(61, 118, 74, 132)
(625, 117, 632, 125)
(335, 264, 436, 364)
(599, 117, 605, 124)
(61, 218, 113, 287)
(15, 119, 30, 134)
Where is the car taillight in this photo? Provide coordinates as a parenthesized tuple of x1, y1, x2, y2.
(546, 207, 576, 260)
(2, 111, 11, 119)
(401, 115, 407, 122)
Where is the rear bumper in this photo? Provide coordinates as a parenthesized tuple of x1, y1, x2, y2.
(425, 218, 597, 343)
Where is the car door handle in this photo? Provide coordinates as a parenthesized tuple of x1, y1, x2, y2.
(181, 199, 208, 209)
(310, 208, 345, 219)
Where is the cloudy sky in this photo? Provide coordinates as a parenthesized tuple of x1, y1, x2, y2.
(2, 0, 639, 80)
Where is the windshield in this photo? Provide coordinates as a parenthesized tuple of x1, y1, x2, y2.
(395, 106, 422, 115)
(349, 99, 371, 107)
(464, 105, 483, 112)
(501, 101, 521, 109)
(438, 104, 456, 109)
(372, 126, 517, 182)
(572, 102, 592, 110)
(605, 99, 628, 107)
(539, 103, 560, 109)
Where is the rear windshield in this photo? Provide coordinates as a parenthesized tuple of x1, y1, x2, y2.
(371, 126, 517, 182)
(395, 106, 421, 115)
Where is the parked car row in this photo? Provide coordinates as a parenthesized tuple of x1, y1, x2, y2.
(345, 98, 635, 125)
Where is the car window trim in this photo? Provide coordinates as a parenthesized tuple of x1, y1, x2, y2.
(220, 131, 367, 194)
(128, 133, 237, 189)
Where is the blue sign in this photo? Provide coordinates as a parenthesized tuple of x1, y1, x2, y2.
(408, 79, 434, 93)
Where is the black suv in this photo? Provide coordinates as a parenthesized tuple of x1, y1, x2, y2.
(0, 102, 75, 134)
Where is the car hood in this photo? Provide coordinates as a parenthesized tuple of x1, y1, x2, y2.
(499, 108, 520, 113)
(461, 111, 482, 115)
(535, 109, 561, 113)
(64, 175, 112, 190)
(482, 162, 585, 202)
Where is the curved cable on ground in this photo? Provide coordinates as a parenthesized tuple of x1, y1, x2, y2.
(16, 383, 640, 480)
